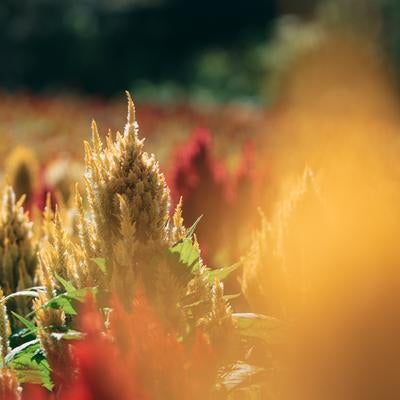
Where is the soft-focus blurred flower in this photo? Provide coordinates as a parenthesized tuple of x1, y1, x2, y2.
(169, 128, 228, 262)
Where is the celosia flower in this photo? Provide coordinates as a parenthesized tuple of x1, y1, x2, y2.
(84, 93, 171, 269)
(63, 297, 142, 400)
(0, 289, 11, 361)
(0, 368, 20, 400)
(0, 187, 37, 317)
(110, 289, 217, 400)
(169, 128, 228, 262)
(21, 384, 48, 400)
(18, 293, 216, 400)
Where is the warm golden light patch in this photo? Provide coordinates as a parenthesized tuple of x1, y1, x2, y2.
(243, 33, 400, 399)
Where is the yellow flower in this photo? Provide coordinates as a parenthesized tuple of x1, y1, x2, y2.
(0, 186, 37, 298)
(83, 92, 170, 268)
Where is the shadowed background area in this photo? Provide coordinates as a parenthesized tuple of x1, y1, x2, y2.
(0, 0, 278, 99)
(0, 0, 398, 102)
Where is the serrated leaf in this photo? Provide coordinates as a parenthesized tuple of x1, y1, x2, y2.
(6, 339, 53, 390)
(47, 295, 77, 315)
(27, 287, 97, 318)
(66, 287, 98, 302)
(5, 339, 40, 364)
(170, 238, 201, 272)
(55, 273, 76, 293)
(11, 312, 37, 335)
(31, 348, 46, 364)
(233, 313, 284, 345)
(15, 366, 53, 391)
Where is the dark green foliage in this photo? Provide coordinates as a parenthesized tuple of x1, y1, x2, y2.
(0, 0, 278, 97)
(5, 339, 52, 390)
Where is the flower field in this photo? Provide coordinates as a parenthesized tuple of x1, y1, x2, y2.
(0, 34, 400, 400)
(0, 90, 274, 400)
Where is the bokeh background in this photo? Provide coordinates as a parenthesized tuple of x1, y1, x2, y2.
(1, 0, 399, 102)
(1, 0, 400, 267)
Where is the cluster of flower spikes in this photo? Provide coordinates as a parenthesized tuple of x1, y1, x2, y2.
(38, 91, 235, 345)
(83, 92, 170, 259)
(241, 167, 321, 319)
(74, 92, 186, 306)
(9, 97, 235, 400)
(80, 94, 237, 334)
(0, 93, 239, 400)
(0, 186, 37, 317)
(36, 195, 91, 294)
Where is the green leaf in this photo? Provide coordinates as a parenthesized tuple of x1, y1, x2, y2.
(6, 339, 53, 390)
(170, 238, 201, 272)
(91, 258, 107, 273)
(47, 295, 77, 315)
(27, 287, 97, 318)
(55, 273, 76, 293)
(11, 312, 37, 336)
(5, 339, 40, 365)
(31, 348, 46, 364)
(206, 262, 241, 284)
(166, 237, 202, 287)
(63, 287, 97, 302)
(15, 365, 52, 391)
(233, 313, 284, 345)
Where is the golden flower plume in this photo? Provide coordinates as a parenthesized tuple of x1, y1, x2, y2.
(0, 186, 37, 299)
